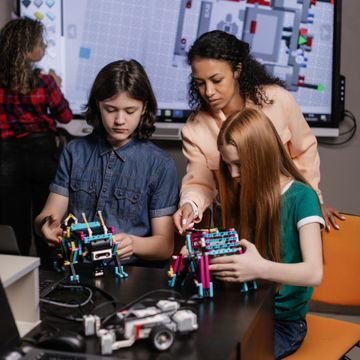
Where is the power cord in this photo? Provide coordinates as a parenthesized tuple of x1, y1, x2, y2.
(40, 282, 117, 322)
(318, 110, 357, 146)
(102, 289, 185, 327)
(40, 284, 93, 308)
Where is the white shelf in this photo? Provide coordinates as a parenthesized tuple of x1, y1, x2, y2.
(0, 255, 40, 336)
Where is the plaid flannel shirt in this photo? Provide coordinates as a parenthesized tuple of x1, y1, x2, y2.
(0, 73, 72, 139)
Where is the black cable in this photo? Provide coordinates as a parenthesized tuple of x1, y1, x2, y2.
(39, 280, 191, 327)
(41, 307, 85, 323)
(82, 282, 119, 310)
(40, 282, 120, 323)
(102, 289, 184, 327)
(318, 110, 357, 146)
(21, 337, 38, 345)
(40, 285, 93, 308)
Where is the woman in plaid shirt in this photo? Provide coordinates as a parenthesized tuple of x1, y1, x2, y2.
(0, 18, 72, 267)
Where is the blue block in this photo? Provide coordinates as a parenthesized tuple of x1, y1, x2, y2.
(79, 47, 91, 59)
(241, 282, 249, 293)
(115, 266, 128, 278)
(209, 282, 214, 298)
(46, 0, 55, 7)
(169, 275, 177, 287)
(84, 233, 112, 243)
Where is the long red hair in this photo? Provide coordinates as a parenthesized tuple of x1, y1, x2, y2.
(217, 108, 308, 262)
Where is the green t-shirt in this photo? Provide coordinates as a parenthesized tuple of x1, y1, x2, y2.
(275, 181, 324, 320)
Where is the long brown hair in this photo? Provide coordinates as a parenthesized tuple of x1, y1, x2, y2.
(83, 59, 157, 140)
(0, 18, 44, 93)
(217, 108, 308, 262)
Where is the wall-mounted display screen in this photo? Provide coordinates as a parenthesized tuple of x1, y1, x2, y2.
(18, 0, 342, 137)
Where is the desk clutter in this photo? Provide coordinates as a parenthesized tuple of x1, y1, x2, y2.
(38, 281, 198, 355)
(0, 271, 120, 360)
(0, 260, 272, 359)
(1, 225, 262, 358)
(32, 228, 258, 355)
(52, 211, 257, 300)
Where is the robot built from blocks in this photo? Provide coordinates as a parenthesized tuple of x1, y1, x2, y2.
(168, 228, 257, 298)
(54, 211, 127, 282)
(84, 300, 198, 354)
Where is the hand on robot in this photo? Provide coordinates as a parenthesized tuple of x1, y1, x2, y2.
(173, 203, 195, 234)
(113, 233, 134, 260)
(209, 239, 264, 283)
(179, 245, 189, 257)
(41, 215, 63, 247)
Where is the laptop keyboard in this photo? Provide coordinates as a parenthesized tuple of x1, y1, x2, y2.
(40, 279, 55, 292)
(39, 272, 67, 297)
(39, 279, 58, 297)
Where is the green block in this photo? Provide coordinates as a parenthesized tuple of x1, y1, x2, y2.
(298, 36, 307, 45)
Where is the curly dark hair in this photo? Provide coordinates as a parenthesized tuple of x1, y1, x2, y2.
(187, 30, 284, 110)
(84, 59, 157, 140)
(0, 18, 44, 93)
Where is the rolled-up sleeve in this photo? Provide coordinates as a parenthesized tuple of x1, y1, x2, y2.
(49, 144, 71, 197)
(149, 158, 179, 218)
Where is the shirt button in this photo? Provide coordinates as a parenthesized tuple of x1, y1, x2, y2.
(108, 165, 112, 169)
(103, 188, 107, 192)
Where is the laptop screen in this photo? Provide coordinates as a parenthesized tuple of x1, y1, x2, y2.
(0, 277, 21, 355)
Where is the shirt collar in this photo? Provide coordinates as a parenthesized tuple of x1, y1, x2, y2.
(211, 98, 254, 125)
(97, 135, 138, 162)
(281, 179, 294, 195)
(212, 109, 227, 126)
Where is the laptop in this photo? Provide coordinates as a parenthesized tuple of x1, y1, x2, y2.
(0, 277, 117, 359)
(39, 270, 68, 298)
(0, 225, 64, 298)
(0, 225, 65, 298)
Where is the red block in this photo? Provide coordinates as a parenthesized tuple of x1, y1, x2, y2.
(250, 20, 257, 34)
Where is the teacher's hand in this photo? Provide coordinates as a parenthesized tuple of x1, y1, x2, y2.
(321, 204, 345, 231)
(173, 203, 195, 234)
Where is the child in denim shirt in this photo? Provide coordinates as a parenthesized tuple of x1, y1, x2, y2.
(35, 60, 179, 266)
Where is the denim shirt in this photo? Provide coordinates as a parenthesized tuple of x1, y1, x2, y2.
(50, 134, 179, 265)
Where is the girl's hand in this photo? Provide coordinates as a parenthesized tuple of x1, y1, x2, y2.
(113, 233, 134, 260)
(41, 215, 62, 247)
(173, 203, 195, 234)
(209, 239, 265, 282)
(48, 69, 62, 86)
(179, 245, 188, 256)
(321, 204, 345, 231)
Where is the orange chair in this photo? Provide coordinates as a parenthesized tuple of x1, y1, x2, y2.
(285, 214, 360, 359)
